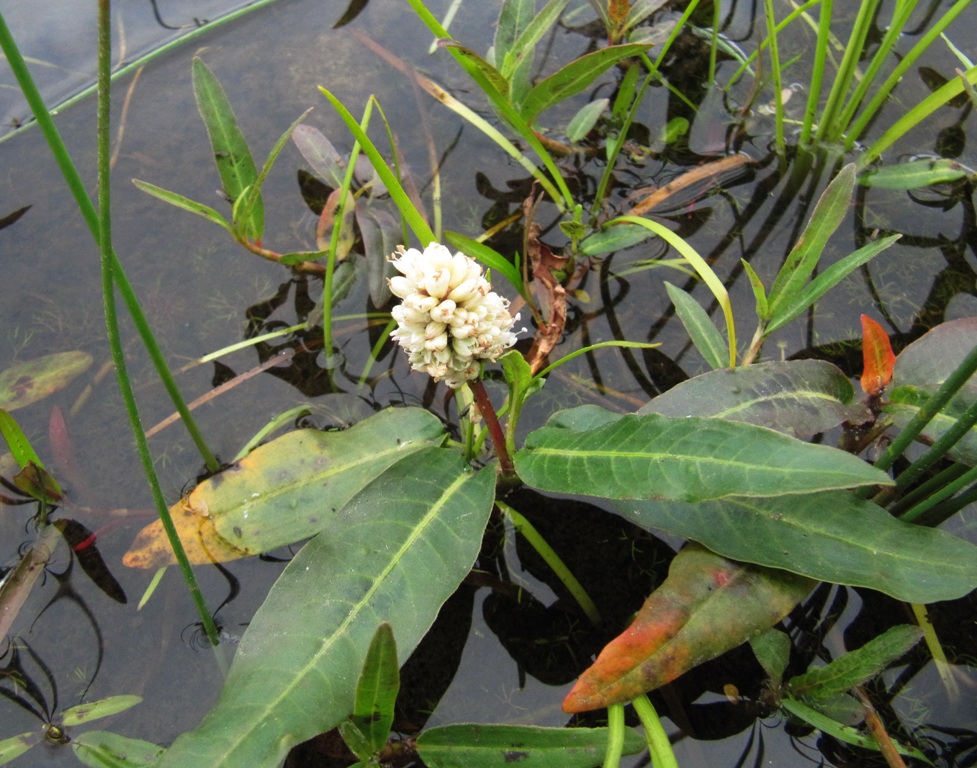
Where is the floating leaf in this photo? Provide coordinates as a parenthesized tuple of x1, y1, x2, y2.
(61, 696, 143, 727)
(515, 406, 892, 502)
(0, 351, 92, 412)
(860, 315, 896, 396)
(56, 519, 127, 603)
(71, 731, 165, 768)
(610, 490, 977, 602)
(639, 360, 871, 437)
(0, 732, 36, 764)
(563, 544, 814, 712)
(858, 157, 975, 189)
(157, 449, 495, 767)
(123, 407, 446, 568)
(787, 625, 923, 700)
(416, 724, 646, 768)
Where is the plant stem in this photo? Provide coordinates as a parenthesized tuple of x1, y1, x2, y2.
(470, 378, 514, 476)
(602, 703, 625, 768)
(95, 0, 220, 647)
(496, 501, 602, 627)
(869, 342, 977, 477)
(632, 694, 678, 768)
(0, 8, 219, 475)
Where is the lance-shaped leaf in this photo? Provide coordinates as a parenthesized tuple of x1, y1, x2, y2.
(786, 624, 923, 701)
(338, 622, 399, 760)
(519, 44, 651, 123)
(514, 405, 891, 502)
(416, 724, 646, 768)
(0, 351, 92, 412)
(639, 360, 871, 437)
(123, 407, 446, 568)
(71, 731, 165, 768)
(766, 164, 855, 319)
(157, 448, 495, 767)
(192, 57, 263, 242)
(610, 490, 977, 602)
(61, 695, 143, 726)
(562, 544, 814, 712)
(860, 315, 896, 396)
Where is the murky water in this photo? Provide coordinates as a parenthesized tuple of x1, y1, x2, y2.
(2, 0, 976, 765)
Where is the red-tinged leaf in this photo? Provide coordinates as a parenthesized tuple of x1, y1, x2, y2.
(562, 544, 814, 713)
(860, 315, 896, 396)
(55, 519, 127, 604)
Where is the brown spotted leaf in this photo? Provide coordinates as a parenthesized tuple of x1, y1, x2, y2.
(0, 351, 92, 411)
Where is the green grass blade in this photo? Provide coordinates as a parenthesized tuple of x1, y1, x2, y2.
(132, 179, 232, 232)
(611, 215, 736, 367)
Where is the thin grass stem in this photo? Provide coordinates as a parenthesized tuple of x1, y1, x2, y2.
(0, 9, 219, 475)
(815, 0, 878, 144)
(846, 0, 973, 148)
(886, 462, 969, 517)
(95, 0, 219, 647)
(799, 0, 830, 147)
(898, 463, 977, 523)
(495, 501, 602, 627)
(762, 0, 786, 156)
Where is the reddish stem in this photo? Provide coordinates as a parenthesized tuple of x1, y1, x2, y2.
(470, 378, 514, 476)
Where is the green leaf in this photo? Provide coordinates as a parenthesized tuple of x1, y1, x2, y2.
(416, 724, 646, 767)
(637, 360, 871, 438)
(579, 222, 654, 256)
(750, 628, 791, 686)
(235, 109, 311, 240)
(780, 699, 934, 764)
(519, 44, 651, 123)
(765, 234, 900, 334)
(131, 180, 233, 233)
(787, 625, 924, 700)
(515, 406, 892, 502)
(339, 622, 399, 759)
(440, 42, 510, 99)
(61, 696, 143, 727)
(767, 164, 855, 318)
(566, 98, 609, 142)
(610, 490, 977, 602)
(123, 407, 447, 568)
(563, 545, 814, 711)
(157, 449, 495, 768)
(858, 158, 976, 189)
(663, 282, 727, 370)
(443, 230, 524, 298)
(0, 408, 48, 471)
(191, 57, 263, 241)
(0, 351, 93, 412)
(0, 732, 36, 764)
(741, 259, 768, 319)
(501, 0, 571, 103)
(71, 731, 165, 768)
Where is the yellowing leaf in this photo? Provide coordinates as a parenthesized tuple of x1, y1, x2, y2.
(0, 351, 92, 411)
(123, 408, 445, 568)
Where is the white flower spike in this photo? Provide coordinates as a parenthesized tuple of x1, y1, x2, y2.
(389, 243, 519, 388)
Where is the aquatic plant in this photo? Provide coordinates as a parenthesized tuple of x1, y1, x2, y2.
(2, 0, 977, 766)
